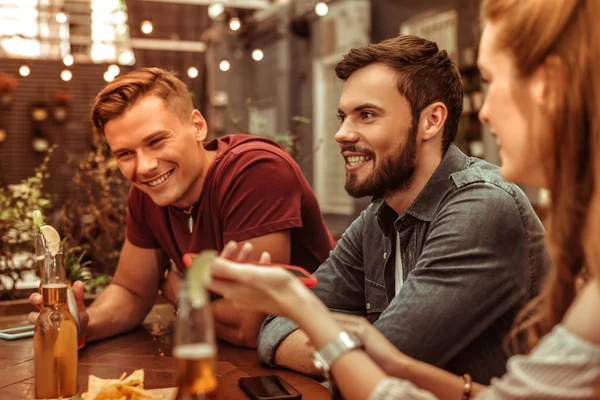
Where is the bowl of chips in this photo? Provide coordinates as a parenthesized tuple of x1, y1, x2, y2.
(79, 369, 176, 400)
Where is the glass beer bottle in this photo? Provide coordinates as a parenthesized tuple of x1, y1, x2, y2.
(32, 210, 83, 348)
(174, 284, 218, 400)
(34, 242, 79, 399)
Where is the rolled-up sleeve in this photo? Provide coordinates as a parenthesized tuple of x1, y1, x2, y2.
(258, 210, 369, 365)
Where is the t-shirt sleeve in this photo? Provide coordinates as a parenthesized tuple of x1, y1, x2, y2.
(217, 149, 304, 243)
(126, 186, 161, 248)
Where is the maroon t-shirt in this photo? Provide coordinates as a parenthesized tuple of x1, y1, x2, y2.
(126, 134, 335, 272)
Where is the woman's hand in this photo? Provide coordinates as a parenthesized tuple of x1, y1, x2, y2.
(165, 241, 266, 305)
(331, 312, 412, 376)
(208, 256, 324, 321)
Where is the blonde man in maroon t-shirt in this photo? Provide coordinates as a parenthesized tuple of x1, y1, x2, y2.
(28, 68, 334, 348)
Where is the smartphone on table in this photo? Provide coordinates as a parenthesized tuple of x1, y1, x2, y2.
(239, 376, 301, 400)
(0, 325, 35, 340)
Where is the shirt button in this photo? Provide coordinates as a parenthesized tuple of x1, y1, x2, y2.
(366, 303, 371, 310)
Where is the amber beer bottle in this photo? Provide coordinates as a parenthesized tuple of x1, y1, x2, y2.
(174, 284, 218, 400)
(34, 242, 78, 399)
(32, 211, 83, 348)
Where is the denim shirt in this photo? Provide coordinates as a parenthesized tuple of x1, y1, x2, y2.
(258, 145, 550, 384)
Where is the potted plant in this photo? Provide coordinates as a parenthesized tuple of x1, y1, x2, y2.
(0, 147, 54, 299)
(61, 132, 129, 277)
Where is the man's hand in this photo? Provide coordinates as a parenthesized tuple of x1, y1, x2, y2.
(162, 241, 274, 347)
(211, 241, 272, 347)
(28, 280, 89, 348)
(331, 312, 411, 375)
(175, 233, 289, 348)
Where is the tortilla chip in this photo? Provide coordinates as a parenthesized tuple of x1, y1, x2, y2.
(121, 369, 144, 386)
(121, 385, 164, 399)
(81, 370, 164, 400)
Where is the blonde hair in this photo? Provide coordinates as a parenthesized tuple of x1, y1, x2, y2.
(90, 67, 193, 134)
(482, 0, 600, 352)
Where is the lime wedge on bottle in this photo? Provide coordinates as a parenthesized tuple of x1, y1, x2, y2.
(40, 224, 60, 243)
(32, 210, 44, 228)
(185, 251, 217, 307)
(39, 224, 61, 253)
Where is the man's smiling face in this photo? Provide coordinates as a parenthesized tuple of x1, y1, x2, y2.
(104, 95, 207, 208)
(335, 62, 418, 198)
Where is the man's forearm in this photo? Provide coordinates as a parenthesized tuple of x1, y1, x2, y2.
(274, 329, 323, 376)
(86, 283, 156, 342)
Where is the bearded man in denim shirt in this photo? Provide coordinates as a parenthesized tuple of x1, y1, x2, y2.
(257, 35, 550, 384)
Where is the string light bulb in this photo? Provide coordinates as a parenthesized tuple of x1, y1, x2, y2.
(56, 11, 68, 23)
(141, 20, 153, 34)
(104, 70, 115, 82)
(252, 49, 264, 61)
(187, 67, 199, 78)
(208, 2, 225, 19)
(60, 69, 72, 81)
(229, 17, 241, 31)
(63, 54, 74, 66)
(19, 65, 30, 77)
(108, 64, 120, 76)
(315, 2, 329, 17)
(219, 60, 230, 72)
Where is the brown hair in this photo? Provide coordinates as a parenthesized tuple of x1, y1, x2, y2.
(481, 0, 600, 353)
(90, 67, 193, 134)
(334, 35, 463, 153)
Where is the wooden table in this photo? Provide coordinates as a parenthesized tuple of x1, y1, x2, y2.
(0, 304, 329, 399)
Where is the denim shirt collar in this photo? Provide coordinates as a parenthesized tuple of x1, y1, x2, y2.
(374, 144, 470, 231)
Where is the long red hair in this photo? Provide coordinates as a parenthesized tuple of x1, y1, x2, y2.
(481, 0, 600, 353)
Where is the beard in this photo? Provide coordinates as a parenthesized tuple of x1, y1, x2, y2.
(344, 124, 418, 199)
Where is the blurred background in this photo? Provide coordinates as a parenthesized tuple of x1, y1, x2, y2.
(0, 0, 546, 299)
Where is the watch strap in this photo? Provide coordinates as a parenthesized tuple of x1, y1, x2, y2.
(311, 331, 363, 376)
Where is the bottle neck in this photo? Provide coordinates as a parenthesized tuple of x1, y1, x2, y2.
(41, 283, 68, 306)
(33, 231, 45, 259)
(41, 244, 68, 305)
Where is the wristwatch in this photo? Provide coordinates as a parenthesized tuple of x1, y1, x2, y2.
(311, 331, 363, 378)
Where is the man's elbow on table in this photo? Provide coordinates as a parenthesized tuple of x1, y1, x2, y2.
(258, 317, 320, 374)
(274, 330, 323, 376)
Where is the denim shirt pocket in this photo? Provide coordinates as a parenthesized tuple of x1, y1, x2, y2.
(364, 278, 388, 324)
